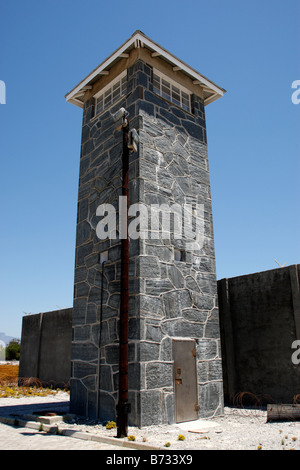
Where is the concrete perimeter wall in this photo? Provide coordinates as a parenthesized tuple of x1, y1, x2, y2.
(19, 308, 72, 388)
(218, 265, 300, 405)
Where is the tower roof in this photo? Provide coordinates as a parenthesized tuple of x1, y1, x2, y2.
(65, 30, 226, 108)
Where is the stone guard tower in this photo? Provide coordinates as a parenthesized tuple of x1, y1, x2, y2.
(66, 31, 225, 427)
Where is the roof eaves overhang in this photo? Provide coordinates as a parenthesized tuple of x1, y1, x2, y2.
(65, 30, 226, 108)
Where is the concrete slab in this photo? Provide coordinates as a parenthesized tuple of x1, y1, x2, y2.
(175, 418, 221, 433)
(22, 412, 76, 425)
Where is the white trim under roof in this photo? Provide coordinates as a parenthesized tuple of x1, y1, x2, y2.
(65, 30, 226, 108)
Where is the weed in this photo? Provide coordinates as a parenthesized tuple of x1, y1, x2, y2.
(164, 442, 171, 447)
(178, 434, 185, 441)
(106, 421, 117, 429)
(128, 435, 136, 441)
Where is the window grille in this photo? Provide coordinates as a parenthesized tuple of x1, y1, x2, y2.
(153, 70, 191, 112)
(95, 73, 127, 116)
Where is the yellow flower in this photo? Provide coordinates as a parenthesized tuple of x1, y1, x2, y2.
(106, 421, 117, 429)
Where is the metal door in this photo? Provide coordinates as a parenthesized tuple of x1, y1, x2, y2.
(173, 339, 198, 423)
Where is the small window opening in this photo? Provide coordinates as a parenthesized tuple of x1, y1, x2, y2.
(174, 248, 185, 262)
(99, 250, 108, 265)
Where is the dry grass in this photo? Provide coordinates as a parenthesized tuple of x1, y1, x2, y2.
(0, 364, 68, 398)
(0, 364, 18, 385)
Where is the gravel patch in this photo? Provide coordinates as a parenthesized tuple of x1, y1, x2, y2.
(58, 405, 300, 450)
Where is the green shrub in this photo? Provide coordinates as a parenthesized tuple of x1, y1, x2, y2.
(6, 340, 20, 361)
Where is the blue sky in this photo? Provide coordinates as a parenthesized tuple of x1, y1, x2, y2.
(0, 0, 299, 338)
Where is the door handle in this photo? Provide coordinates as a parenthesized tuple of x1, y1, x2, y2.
(175, 368, 182, 384)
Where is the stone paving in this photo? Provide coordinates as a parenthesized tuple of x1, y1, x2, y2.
(0, 421, 125, 450)
(0, 392, 131, 451)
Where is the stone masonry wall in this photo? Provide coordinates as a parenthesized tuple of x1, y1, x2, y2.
(70, 58, 223, 426)
(135, 60, 223, 425)
(70, 62, 143, 422)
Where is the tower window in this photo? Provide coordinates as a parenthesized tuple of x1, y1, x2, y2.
(153, 70, 191, 113)
(94, 72, 127, 116)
